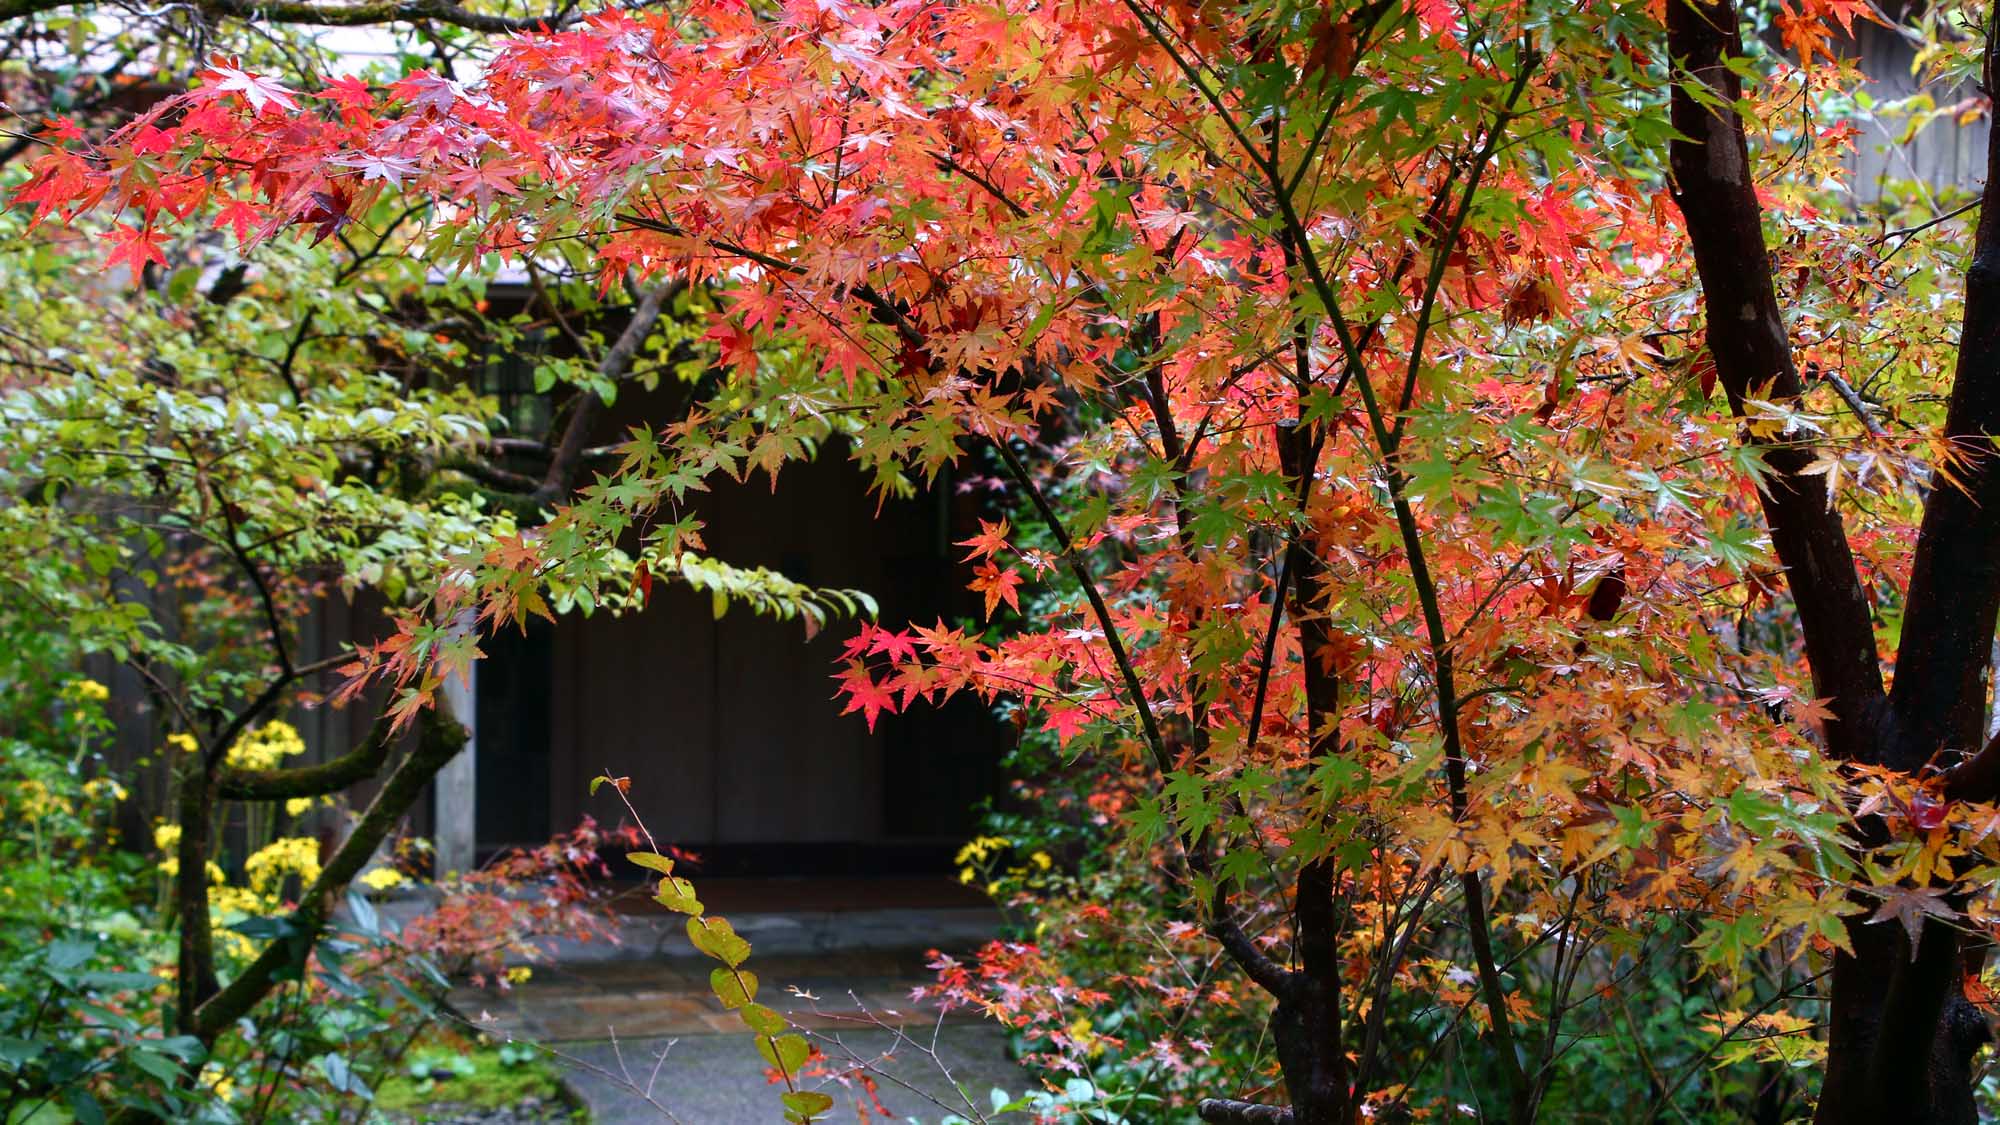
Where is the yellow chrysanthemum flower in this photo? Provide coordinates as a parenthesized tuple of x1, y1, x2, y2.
(953, 835, 1011, 865)
(166, 733, 199, 755)
(245, 836, 322, 893)
(226, 721, 306, 771)
(358, 867, 406, 891)
(61, 679, 109, 703)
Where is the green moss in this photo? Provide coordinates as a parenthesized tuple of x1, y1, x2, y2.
(373, 1042, 576, 1119)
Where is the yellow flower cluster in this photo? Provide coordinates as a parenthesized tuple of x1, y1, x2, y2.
(1067, 1015, 1108, 1059)
(167, 733, 199, 754)
(954, 835, 1011, 867)
(227, 721, 306, 770)
(155, 824, 227, 882)
(60, 679, 109, 703)
(82, 778, 127, 803)
(503, 966, 533, 985)
(358, 867, 406, 891)
(14, 779, 70, 821)
(954, 834, 1059, 899)
(199, 1064, 236, 1103)
(244, 836, 322, 893)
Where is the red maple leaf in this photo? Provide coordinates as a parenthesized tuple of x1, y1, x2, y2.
(212, 198, 262, 244)
(969, 562, 1023, 618)
(106, 223, 167, 274)
(1042, 705, 1093, 746)
(955, 517, 1011, 563)
(835, 665, 898, 732)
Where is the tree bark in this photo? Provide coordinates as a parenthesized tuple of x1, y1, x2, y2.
(1665, 0, 2000, 1119)
(1274, 419, 1357, 1125)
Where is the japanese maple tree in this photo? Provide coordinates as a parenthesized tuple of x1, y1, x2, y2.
(19, 0, 2000, 1119)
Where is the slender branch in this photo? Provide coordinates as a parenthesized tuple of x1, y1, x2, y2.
(530, 279, 682, 507)
(218, 716, 394, 800)
(201, 652, 351, 774)
(989, 438, 1170, 766)
(213, 483, 294, 678)
(1820, 367, 1888, 439)
(441, 455, 542, 494)
(1197, 1098, 1294, 1124)
(1391, 55, 1537, 442)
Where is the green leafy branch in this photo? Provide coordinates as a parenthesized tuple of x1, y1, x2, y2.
(590, 773, 832, 1124)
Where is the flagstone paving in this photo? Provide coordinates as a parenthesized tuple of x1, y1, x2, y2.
(435, 889, 1026, 1122)
(452, 950, 968, 1041)
(550, 1024, 1029, 1124)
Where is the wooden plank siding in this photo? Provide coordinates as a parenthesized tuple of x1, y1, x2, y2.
(1840, 22, 1988, 202)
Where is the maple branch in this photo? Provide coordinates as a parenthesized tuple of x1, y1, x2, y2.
(1665, 0, 1884, 763)
(1392, 54, 1537, 440)
(989, 434, 1296, 999)
(1196, 1099, 1293, 1124)
(989, 438, 1170, 767)
(1134, 329, 1310, 1004)
(1281, 0, 1403, 200)
(1130, 0, 1541, 1096)
(201, 652, 352, 774)
(442, 454, 542, 493)
(1819, 366, 1889, 440)
(934, 153, 1029, 220)
(1253, 69, 1538, 1120)
(529, 278, 680, 507)
(214, 479, 295, 678)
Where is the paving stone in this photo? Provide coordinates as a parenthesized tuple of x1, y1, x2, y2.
(436, 900, 1015, 1121)
(552, 1024, 1030, 1124)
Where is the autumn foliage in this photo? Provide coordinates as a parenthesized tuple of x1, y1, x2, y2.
(17, 0, 2000, 1118)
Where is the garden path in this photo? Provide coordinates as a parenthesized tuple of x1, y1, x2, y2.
(440, 878, 1029, 1123)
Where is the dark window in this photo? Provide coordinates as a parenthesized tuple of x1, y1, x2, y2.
(476, 325, 554, 440)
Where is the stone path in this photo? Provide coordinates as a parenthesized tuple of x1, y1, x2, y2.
(439, 896, 1029, 1123)
(451, 950, 965, 1041)
(552, 1024, 1029, 1124)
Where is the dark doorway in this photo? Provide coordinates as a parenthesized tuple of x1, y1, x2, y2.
(476, 616, 554, 851)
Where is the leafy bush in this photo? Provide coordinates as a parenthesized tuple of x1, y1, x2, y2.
(0, 676, 635, 1122)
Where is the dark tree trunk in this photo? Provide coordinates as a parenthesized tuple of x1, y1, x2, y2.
(1666, 0, 2000, 1119)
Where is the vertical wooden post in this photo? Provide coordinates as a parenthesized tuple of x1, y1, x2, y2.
(434, 665, 477, 877)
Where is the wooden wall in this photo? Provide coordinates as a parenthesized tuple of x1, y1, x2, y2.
(1841, 23, 1987, 202)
